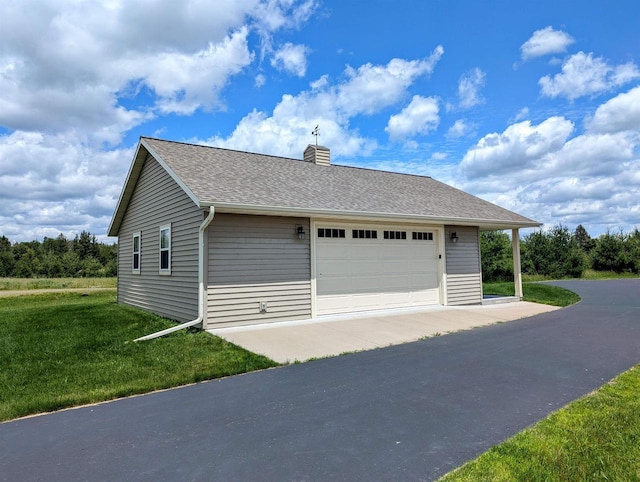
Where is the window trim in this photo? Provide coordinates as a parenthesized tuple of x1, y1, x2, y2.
(132, 231, 141, 274)
(352, 229, 377, 239)
(159, 224, 171, 275)
(383, 230, 407, 240)
(412, 231, 434, 241)
(317, 227, 346, 239)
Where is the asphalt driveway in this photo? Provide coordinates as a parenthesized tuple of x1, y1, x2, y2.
(1, 279, 639, 481)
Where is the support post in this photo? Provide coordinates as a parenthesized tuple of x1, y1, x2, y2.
(512, 228, 523, 299)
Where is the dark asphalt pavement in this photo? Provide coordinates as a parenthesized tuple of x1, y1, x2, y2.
(1, 279, 639, 481)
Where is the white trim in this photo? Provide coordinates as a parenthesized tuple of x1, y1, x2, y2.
(108, 143, 147, 236)
(159, 223, 171, 275)
(207, 202, 541, 230)
(310, 218, 318, 318)
(437, 227, 447, 305)
(140, 138, 201, 208)
(132, 231, 141, 274)
(512, 228, 523, 299)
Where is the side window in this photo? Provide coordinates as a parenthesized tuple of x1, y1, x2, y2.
(159, 224, 171, 275)
(132, 232, 141, 274)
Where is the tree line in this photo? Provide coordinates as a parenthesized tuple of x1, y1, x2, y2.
(0, 231, 117, 278)
(481, 224, 640, 283)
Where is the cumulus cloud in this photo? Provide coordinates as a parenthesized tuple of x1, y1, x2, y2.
(206, 47, 445, 158)
(457, 68, 486, 108)
(0, 0, 320, 241)
(271, 43, 309, 77)
(460, 87, 640, 233)
(587, 85, 640, 133)
(385, 96, 439, 141)
(520, 26, 575, 61)
(336, 46, 444, 116)
(539, 51, 640, 100)
(0, 131, 133, 242)
(0, 0, 323, 138)
(460, 117, 574, 178)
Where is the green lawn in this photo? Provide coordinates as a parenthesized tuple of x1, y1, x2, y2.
(0, 291, 277, 422)
(483, 282, 580, 307)
(0, 277, 116, 290)
(440, 363, 640, 481)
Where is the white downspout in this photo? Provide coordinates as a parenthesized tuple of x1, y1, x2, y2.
(135, 207, 216, 342)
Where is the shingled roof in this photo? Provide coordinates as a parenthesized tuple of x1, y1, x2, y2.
(109, 137, 539, 235)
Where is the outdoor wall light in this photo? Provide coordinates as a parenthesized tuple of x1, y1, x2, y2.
(296, 225, 306, 240)
(450, 231, 459, 243)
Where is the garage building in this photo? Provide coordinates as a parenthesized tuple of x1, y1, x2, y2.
(108, 137, 539, 330)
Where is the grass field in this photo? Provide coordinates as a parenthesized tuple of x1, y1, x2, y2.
(440, 363, 640, 481)
(0, 277, 116, 291)
(0, 291, 277, 422)
(483, 281, 581, 307)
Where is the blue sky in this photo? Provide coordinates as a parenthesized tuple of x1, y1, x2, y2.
(1, 0, 639, 242)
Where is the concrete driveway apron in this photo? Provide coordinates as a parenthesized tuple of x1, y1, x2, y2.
(1, 279, 639, 481)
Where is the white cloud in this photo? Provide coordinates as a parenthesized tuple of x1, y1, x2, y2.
(0, 1, 323, 136)
(587, 85, 640, 133)
(460, 117, 574, 178)
(250, 0, 319, 59)
(206, 48, 445, 158)
(520, 26, 575, 61)
(0, 130, 133, 242)
(0, 0, 319, 241)
(255, 73, 267, 87)
(457, 68, 486, 108)
(386, 96, 439, 141)
(459, 87, 640, 234)
(447, 119, 473, 138)
(271, 43, 309, 77)
(539, 51, 640, 100)
(251, 0, 318, 33)
(512, 107, 530, 122)
(141, 28, 253, 115)
(336, 46, 444, 116)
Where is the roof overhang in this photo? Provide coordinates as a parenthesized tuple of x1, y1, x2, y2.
(206, 202, 541, 230)
(108, 138, 201, 237)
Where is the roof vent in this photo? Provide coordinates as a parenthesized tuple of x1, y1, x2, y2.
(304, 144, 330, 166)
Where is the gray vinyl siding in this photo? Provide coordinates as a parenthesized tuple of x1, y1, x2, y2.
(206, 214, 311, 328)
(117, 154, 202, 322)
(445, 225, 482, 305)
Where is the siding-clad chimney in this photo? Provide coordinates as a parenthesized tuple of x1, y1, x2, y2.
(304, 144, 330, 166)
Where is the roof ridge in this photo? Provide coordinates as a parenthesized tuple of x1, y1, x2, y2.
(141, 136, 301, 163)
(141, 136, 435, 181)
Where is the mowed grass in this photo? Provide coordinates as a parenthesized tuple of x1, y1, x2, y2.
(440, 363, 640, 481)
(0, 291, 278, 422)
(0, 277, 116, 291)
(483, 282, 580, 307)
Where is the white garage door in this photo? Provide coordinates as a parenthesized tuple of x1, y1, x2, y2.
(316, 224, 440, 315)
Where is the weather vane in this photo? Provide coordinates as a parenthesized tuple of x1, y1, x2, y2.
(311, 125, 320, 145)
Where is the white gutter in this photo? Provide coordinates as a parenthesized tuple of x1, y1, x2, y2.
(204, 202, 541, 229)
(135, 208, 216, 342)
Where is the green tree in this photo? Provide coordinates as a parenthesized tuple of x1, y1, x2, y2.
(573, 224, 595, 255)
(592, 230, 638, 273)
(14, 247, 43, 278)
(73, 231, 99, 261)
(480, 231, 513, 282)
(43, 234, 69, 256)
(0, 236, 14, 277)
(522, 225, 586, 279)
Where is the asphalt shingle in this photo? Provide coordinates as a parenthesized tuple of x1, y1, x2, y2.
(141, 137, 539, 227)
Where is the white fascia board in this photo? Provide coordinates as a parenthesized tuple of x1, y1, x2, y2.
(140, 138, 202, 208)
(107, 141, 147, 237)
(204, 201, 541, 229)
